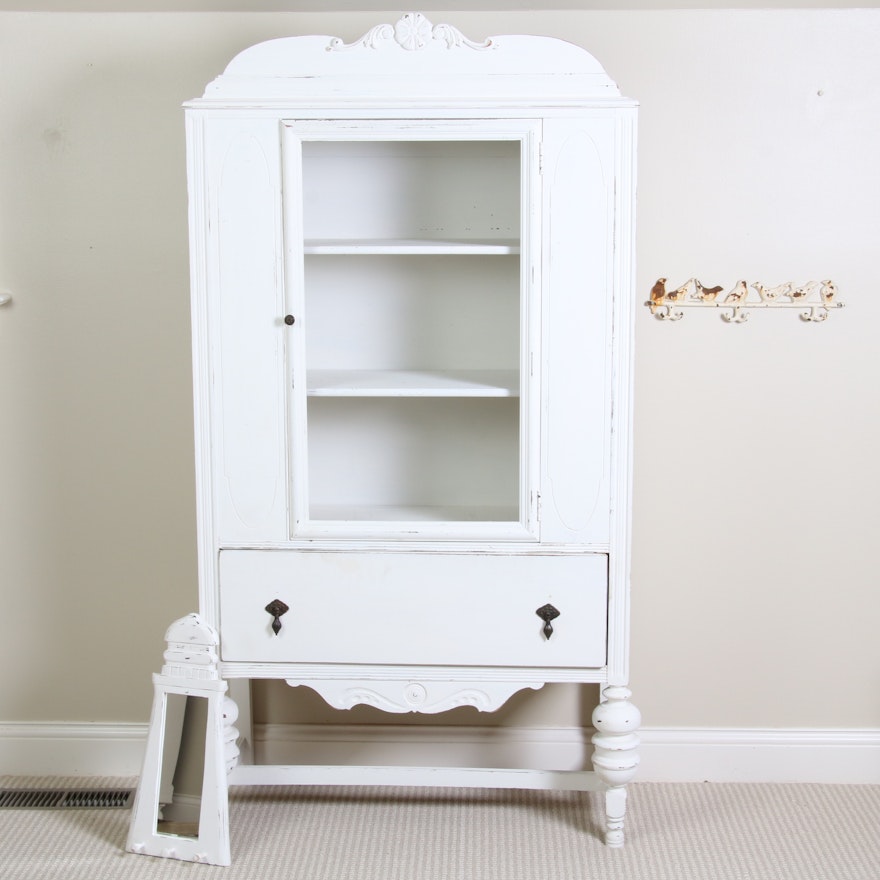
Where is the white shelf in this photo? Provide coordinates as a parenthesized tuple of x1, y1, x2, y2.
(308, 504, 520, 523)
(307, 369, 519, 398)
(304, 239, 520, 255)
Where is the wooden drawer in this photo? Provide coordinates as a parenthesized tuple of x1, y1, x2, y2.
(218, 550, 607, 668)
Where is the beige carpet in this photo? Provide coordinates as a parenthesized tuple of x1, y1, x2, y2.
(0, 777, 878, 879)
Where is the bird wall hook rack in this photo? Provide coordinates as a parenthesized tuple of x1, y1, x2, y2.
(647, 277, 843, 323)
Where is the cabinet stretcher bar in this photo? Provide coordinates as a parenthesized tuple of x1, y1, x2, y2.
(228, 763, 605, 791)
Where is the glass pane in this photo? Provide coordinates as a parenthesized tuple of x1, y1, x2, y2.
(308, 397, 519, 522)
(299, 138, 522, 528)
(301, 139, 520, 243)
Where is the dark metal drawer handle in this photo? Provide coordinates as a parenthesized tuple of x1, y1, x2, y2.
(265, 599, 289, 635)
(536, 604, 560, 640)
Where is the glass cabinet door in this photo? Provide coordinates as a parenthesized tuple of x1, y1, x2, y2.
(282, 120, 540, 540)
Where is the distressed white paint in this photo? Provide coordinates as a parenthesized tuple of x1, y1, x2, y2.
(592, 685, 641, 846)
(280, 117, 541, 540)
(219, 550, 608, 669)
(141, 15, 638, 863)
(282, 678, 547, 715)
(195, 25, 622, 105)
(206, 118, 288, 542)
(229, 763, 605, 791)
(127, 615, 235, 867)
(540, 116, 615, 545)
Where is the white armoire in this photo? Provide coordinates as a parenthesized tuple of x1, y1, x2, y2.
(128, 14, 639, 866)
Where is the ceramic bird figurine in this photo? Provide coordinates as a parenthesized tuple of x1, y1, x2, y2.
(820, 280, 838, 303)
(790, 281, 820, 300)
(752, 281, 793, 302)
(723, 280, 748, 304)
(650, 278, 667, 306)
(695, 280, 723, 302)
(665, 280, 691, 302)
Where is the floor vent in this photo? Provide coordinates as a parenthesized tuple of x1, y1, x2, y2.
(0, 788, 134, 810)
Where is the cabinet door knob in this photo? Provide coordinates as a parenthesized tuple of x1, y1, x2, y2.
(265, 599, 290, 635)
(536, 604, 560, 640)
(284, 314, 295, 325)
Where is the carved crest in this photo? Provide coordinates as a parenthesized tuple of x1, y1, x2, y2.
(328, 13, 494, 53)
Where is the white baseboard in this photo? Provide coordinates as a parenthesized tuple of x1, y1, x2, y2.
(640, 727, 880, 784)
(2, 721, 879, 784)
(253, 722, 592, 772)
(0, 722, 148, 777)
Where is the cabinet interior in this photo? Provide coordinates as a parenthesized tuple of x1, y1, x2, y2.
(293, 137, 524, 527)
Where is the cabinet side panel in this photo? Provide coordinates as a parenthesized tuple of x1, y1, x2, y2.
(541, 119, 613, 546)
(606, 110, 638, 683)
(187, 112, 219, 622)
(208, 118, 287, 541)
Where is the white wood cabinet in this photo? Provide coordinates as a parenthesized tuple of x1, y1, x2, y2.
(128, 15, 639, 866)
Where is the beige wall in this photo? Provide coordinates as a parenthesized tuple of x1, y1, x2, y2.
(0, 9, 877, 734)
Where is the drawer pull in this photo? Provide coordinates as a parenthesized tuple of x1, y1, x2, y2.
(536, 603, 560, 640)
(265, 599, 290, 635)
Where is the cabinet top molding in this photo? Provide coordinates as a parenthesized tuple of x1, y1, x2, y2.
(188, 13, 631, 109)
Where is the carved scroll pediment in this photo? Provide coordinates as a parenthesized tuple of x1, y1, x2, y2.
(328, 13, 494, 53)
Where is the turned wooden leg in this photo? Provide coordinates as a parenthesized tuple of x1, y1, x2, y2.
(591, 685, 641, 847)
